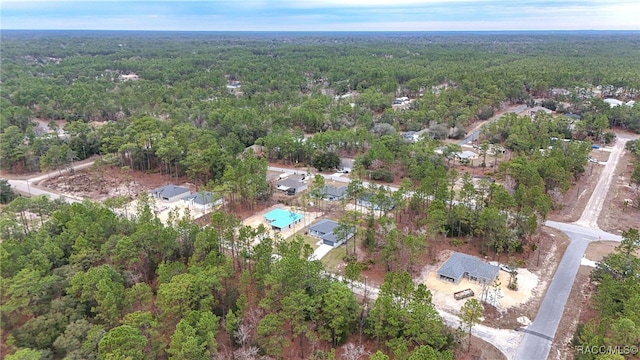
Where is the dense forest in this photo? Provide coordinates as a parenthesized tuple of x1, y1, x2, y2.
(1, 31, 640, 174)
(0, 198, 455, 359)
(573, 228, 640, 360)
(1, 31, 640, 359)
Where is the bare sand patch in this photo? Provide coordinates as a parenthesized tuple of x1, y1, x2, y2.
(241, 204, 322, 244)
(422, 252, 539, 314)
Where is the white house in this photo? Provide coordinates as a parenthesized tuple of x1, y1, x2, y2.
(182, 191, 221, 213)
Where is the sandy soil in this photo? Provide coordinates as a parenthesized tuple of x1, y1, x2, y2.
(550, 241, 619, 360)
(549, 156, 604, 223)
(241, 204, 322, 244)
(40, 164, 188, 202)
(120, 197, 214, 225)
(598, 149, 640, 233)
(420, 254, 539, 315)
(457, 335, 508, 360)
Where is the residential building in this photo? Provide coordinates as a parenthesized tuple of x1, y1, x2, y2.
(149, 185, 190, 202)
(309, 219, 353, 247)
(437, 252, 499, 284)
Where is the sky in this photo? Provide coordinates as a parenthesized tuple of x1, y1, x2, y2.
(1, 0, 639, 31)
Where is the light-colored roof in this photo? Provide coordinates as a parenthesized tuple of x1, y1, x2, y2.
(276, 178, 305, 190)
(604, 98, 623, 107)
(264, 208, 303, 229)
(437, 252, 499, 282)
(150, 185, 190, 198)
(456, 150, 478, 159)
(182, 191, 214, 205)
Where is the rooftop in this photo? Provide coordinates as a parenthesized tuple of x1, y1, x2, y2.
(150, 184, 190, 198)
(438, 252, 499, 282)
(182, 191, 214, 205)
(320, 185, 347, 198)
(310, 219, 340, 234)
(264, 208, 304, 229)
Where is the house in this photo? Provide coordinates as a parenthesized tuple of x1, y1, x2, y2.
(604, 98, 623, 107)
(401, 131, 416, 142)
(264, 208, 303, 232)
(309, 219, 354, 247)
(149, 185, 191, 202)
(182, 191, 220, 212)
(437, 252, 499, 284)
(455, 151, 479, 163)
(275, 175, 307, 195)
(226, 81, 241, 89)
(320, 185, 347, 201)
(357, 192, 394, 212)
(120, 74, 139, 81)
(356, 193, 375, 210)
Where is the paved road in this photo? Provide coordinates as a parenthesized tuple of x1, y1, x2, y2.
(267, 166, 399, 192)
(575, 136, 626, 229)
(7, 161, 96, 203)
(458, 104, 528, 145)
(6, 132, 633, 360)
(515, 222, 622, 360)
(330, 273, 523, 358)
(514, 138, 630, 360)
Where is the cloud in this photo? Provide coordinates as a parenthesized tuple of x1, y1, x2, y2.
(0, 0, 638, 30)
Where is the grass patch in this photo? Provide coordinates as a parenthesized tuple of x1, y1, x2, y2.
(301, 235, 321, 250)
(321, 246, 346, 272)
(286, 234, 321, 250)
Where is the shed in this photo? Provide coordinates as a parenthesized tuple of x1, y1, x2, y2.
(150, 185, 190, 202)
(437, 252, 499, 284)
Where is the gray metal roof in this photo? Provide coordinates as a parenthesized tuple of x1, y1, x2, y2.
(310, 219, 339, 234)
(150, 185, 190, 198)
(320, 185, 347, 198)
(437, 252, 499, 282)
(311, 219, 354, 244)
(182, 191, 214, 205)
(276, 178, 305, 190)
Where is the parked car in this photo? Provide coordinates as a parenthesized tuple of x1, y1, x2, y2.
(500, 265, 516, 274)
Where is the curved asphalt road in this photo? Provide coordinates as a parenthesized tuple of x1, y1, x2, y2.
(515, 137, 633, 360)
(458, 104, 528, 145)
(7, 131, 634, 360)
(6, 160, 96, 203)
(515, 222, 621, 360)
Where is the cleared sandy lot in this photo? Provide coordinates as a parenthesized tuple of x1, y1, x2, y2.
(242, 204, 322, 244)
(420, 251, 539, 314)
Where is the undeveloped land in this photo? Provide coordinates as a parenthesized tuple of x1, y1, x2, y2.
(549, 151, 606, 223)
(598, 150, 640, 233)
(551, 241, 618, 360)
(40, 164, 190, 202)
